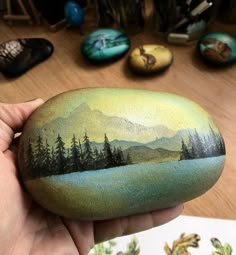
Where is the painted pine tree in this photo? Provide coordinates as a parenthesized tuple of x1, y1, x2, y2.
(25, 132, 135, 178)
(83, 132, 94, 170)
(103, 133, 115, 168)
(43, 139, 51, 176)
(193, 129, 205, 158)
(51, 146, 56, 173)
(180, 126, 225, 160)
(180, 138, 190, 160)
(70, 134, 82, 172)
(93, 147, 101, 169)
(34, 134, 45, 176)
(55, 134, 67, 175)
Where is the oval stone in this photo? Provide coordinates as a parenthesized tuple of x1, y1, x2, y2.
(64, 1, 84, 27)
(0, 38, 54, 77)
(198, 32, 236, 66)
(18, 88, 225, 220)
(128, 44, 173, 74)
(81, 29, 130, 63)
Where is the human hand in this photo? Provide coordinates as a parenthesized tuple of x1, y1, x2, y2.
(0, 99, 183, 255)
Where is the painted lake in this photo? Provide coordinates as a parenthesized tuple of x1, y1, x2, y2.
(26, 156, 225, 220)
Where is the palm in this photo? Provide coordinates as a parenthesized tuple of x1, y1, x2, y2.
(0, 100, 183, 255)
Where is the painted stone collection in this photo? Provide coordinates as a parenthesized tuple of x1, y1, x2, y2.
(81, 29, 130, 63)
(198, 32, 236, 66)
(128, 45, 173, 74)
(18, 88, 226, 220)
(0, 38, 54, 77)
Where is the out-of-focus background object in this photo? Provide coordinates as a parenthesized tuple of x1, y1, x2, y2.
(0, 0, 6, 13)
(152, 0, 221, 44)
(219, 0, 236, 23)
(33, 0, 87, 31)
(113, 0, 145, 34)
(95, 0, 145, 35)
(96, 0, 116, 27)
(2, 0, 40, 25)
(64, 1, 84, 27)
(0, 0, 229, 38)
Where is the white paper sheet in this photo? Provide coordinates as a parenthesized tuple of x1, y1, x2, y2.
(90, 215, 236, 254)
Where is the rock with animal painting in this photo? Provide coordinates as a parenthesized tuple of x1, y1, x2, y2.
(18, 88, 226, 220)
(128, 44, 173, 74)
(81, 28, 130, 63)
(198, 32, 236, 66)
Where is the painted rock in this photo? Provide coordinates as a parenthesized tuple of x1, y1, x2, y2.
(64, 1, 84, 27)
(81, 29, 130, 63)
(0, 38, 54, 77)
(198, 32, 236, 66)
(128, 45, 173, 74)
(18, 88, 226, 220)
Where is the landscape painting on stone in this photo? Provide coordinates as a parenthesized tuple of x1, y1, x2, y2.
(18, 89, 226, 220)
(19, 89, 225, 180)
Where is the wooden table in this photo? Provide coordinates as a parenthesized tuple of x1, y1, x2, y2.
(0, 19, 235, 220)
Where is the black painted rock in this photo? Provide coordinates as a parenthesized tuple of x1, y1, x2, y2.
(18, 88, 225, 220)
(128, 44, 173, 74)
(81, 29, 130, 63)
(0, 38, 54, 77)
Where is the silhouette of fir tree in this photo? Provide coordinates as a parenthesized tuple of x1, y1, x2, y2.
(43, 139, 51, 176)
(70, 134, 82, 172)
(82, 132, 94, 170)
(180, 126, 225, 160)
(103, 133, 115, 168)
(26, 138, 35, 178)
(180, 138, 191, 160)
(25, 131, 134, 179)
(34, 134, 45, 176)
(51, 146, 56, 173)
(55, 134, 67, 174)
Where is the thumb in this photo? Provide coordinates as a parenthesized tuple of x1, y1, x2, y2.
(0, 99, 44, 152)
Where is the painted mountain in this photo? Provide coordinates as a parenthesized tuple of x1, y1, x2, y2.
(20, 101, 225, 180)
(26, 103, 176, 146)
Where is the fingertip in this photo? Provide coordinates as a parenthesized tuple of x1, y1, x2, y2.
(23, 98, 44, 107)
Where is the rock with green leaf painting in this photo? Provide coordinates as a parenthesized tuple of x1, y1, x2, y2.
(18, 88, 226, 220)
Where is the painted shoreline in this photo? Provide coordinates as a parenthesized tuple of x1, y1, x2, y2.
(25, 156, 225, 220)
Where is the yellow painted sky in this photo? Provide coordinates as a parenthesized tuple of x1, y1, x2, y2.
(25, 88, 217, 141)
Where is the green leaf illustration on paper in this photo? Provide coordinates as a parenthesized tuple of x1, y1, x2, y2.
(89, 240, 116, 255)
(211, 238, 233, 255)
(89, 234, 233, 255)
(164, 233, 201, 255)
(89, 237, 140, 255)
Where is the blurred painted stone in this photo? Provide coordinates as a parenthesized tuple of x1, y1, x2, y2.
(18, 88, 226, 220)
(81, 29, 130, 63)
(0, 38, 54, 77)
(198, 32, 236, 66)
(64, 1, 84, 27)
(128, 45, 173, 74)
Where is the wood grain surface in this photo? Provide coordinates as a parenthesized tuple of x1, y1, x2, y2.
(0, 18, 235, 220)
